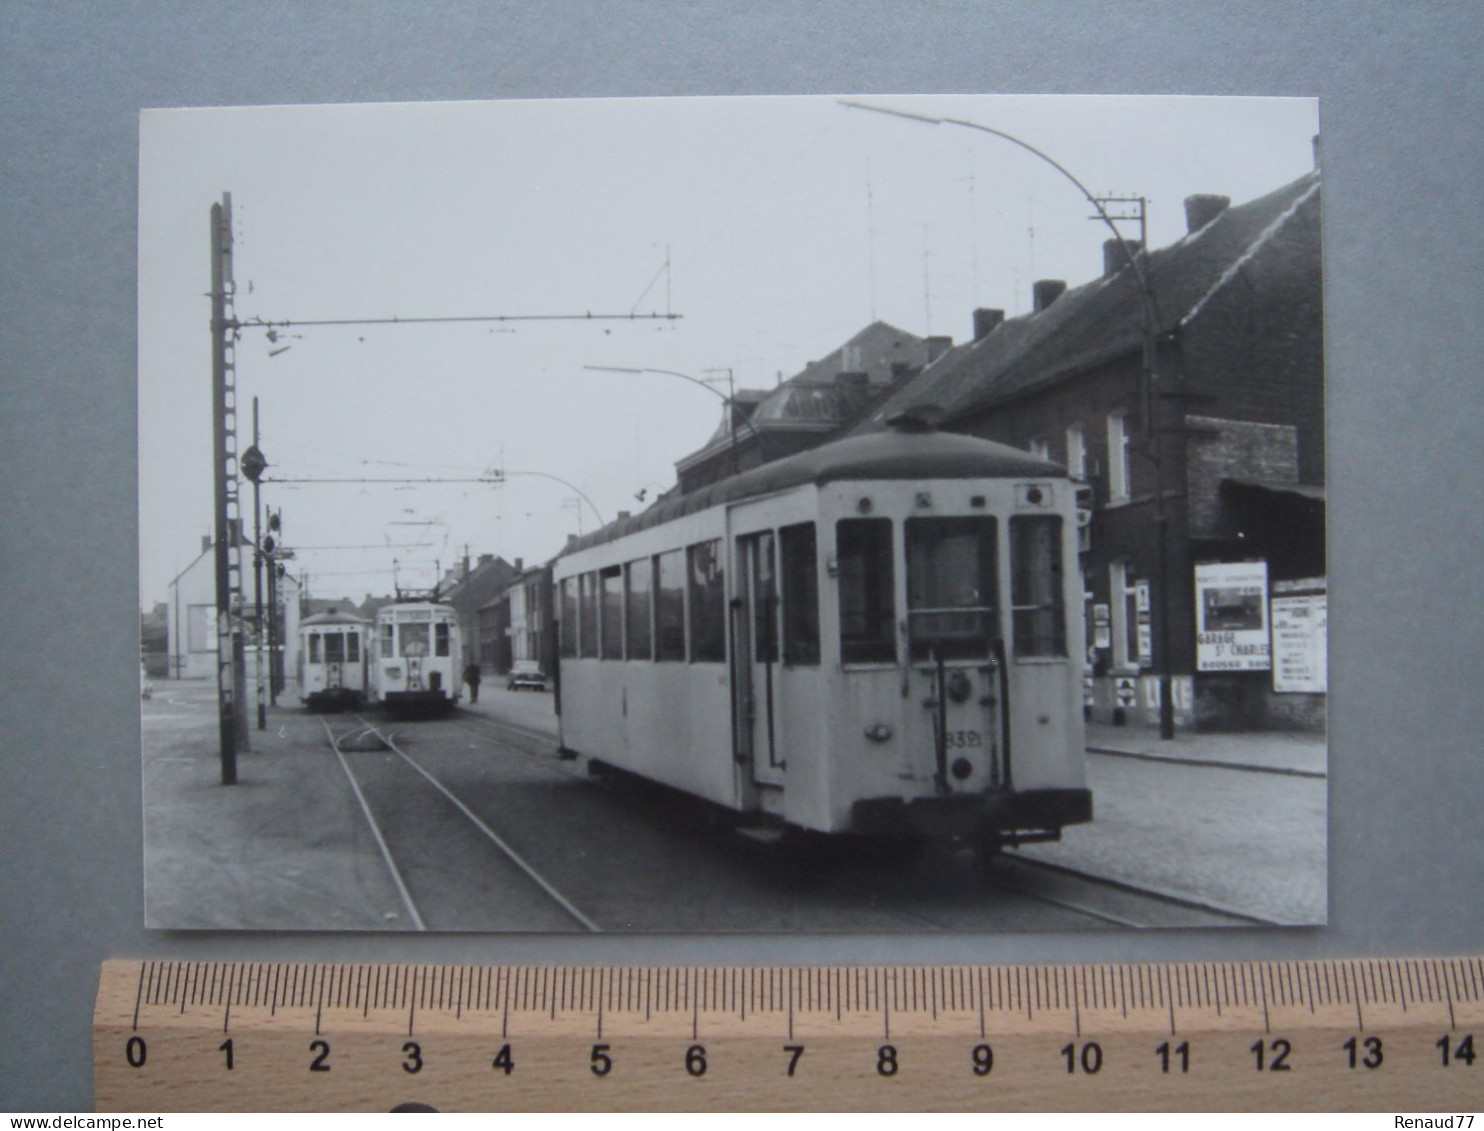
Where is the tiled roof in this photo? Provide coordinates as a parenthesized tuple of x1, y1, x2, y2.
(683, 320, 927, 461)
(858, 172, 1321, 429)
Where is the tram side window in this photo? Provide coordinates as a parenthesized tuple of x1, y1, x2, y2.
(324, 632, 344, 663)
(1010, 515, 1066, 657)
(308, 633, 322, 663)
(380, 622, 394, 659)
(600, 566, 624, 660)
(655, 550, 686, 661)
(906, 516, 997, 661)
(837, 518, 896, 664)
(559, 579, 578, 658)
(346, 632, 360, 663)
(688, 540, 726, 662)
(624, 559, 653, 660)
(779, 522, 820, 665)
(579, 572, 599, 658)
(435, 622, 450, 657)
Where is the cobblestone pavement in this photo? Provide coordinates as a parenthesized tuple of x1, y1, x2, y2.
(1013, 749, 1327, 925)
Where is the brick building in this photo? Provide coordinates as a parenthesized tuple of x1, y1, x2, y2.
(675, 321, 938, 493)
(440, 553, 518, 668)
(862, 168, 1325, 731)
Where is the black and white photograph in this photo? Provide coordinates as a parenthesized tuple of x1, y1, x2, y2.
(138, 93, 1326, 934)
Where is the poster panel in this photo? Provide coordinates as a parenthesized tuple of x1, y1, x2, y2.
(1195, 561, 1270, 671)
(1272, 592, 1328, 692)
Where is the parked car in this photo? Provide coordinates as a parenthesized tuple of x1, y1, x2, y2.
(507, 659, 549, 691)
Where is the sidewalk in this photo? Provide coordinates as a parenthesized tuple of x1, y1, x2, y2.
(1084, 721, 1327, 777)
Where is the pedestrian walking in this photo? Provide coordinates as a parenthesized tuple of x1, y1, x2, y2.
(463, 661, 482, 704)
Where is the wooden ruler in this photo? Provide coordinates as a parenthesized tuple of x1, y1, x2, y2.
(95, 958, 1483, 1111)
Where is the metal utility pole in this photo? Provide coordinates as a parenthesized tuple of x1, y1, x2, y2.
(265, 509, 281, 705)
(242, 399, 268, 731)
(1096, 195, 1176, 741)
(211, 194, 249, 782)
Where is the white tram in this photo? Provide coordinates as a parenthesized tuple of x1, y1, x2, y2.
(553, 415, 1092, 850)
(366, 598, 463, 716)
(297, 608, 370, 711)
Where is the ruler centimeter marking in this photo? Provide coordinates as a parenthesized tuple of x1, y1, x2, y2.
(96, 958, 1484, 1112)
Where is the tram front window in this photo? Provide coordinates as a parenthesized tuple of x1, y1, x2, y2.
(837, 518, 896, 664)
(906, 516, 998, 662)
(324, 632, 344, 663)
(1010, 515, 1066, 657)
(400, 622, 430, 657)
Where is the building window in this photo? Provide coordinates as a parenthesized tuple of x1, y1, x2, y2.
(838, 518, 897, 664)
(906, 516, 996, 662)
(655, 550, 686, 661)
(187, 605, 216, 652)
(687, 540, 726, 663)
(1010, 516, 1066, 657)
(779, 522, 820, 665)
(1109, 560, 1150, 669)
(1107, 410, 1130, 501)
(559, 578, 577, 658)
(1065, 423, 1086, 480)
(600, 565, 624, 660)
(624, 559, 652, 660)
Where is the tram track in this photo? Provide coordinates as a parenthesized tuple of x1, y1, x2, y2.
(324, 705, 1290, 931)
(321, 715, 600, 932)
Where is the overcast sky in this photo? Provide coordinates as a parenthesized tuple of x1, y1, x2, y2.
(139, 94, 1319, 607)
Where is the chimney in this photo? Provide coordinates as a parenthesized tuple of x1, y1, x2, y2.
(972, 308, 1004, 341)
(1032, 280, 1066, 313)
(565, 534, 579, 550)
(514, 557, 523, 572)
(616, 511, 631, 522)
(834, 371, 870, 421)
(478, 553, 493, 566)
(1312, 133, 1322, 171)
(1102, 239, 1142, 277)
(1183, 194, 1230, 233)
(926, 335, 953, 363)
(201, 535, 211, 553)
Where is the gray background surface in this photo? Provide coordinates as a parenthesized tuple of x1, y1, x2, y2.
(2, 1, 1482, 1110)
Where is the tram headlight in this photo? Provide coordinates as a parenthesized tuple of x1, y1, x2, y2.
(864, 722, 893, 743)
(947, 670, 973, 703)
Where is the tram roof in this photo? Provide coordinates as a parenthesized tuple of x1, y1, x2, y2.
(299, 609, 370, 627)
(565, 423, 1062, 556)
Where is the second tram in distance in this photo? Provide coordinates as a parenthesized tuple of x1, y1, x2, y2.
(366, 597, 463, 716)
(554, 413, 1092, 852)
(298, 607, 371, 711)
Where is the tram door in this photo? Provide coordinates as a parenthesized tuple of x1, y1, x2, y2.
(734, 531, 785, 788)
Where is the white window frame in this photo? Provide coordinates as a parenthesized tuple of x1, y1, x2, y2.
(1107, 410, 1131, 502)
(1065, 423, 1086, 481)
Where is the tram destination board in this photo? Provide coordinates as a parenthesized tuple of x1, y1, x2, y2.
(96, 958, 1483, 1112)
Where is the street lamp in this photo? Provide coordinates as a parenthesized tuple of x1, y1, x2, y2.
(584, 364, 759, 480)
(841, 100, 1177, 739)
